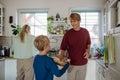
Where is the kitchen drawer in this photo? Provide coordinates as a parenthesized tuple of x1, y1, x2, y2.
(108, 67, 120, 80)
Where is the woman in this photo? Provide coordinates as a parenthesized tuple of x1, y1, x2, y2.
(13, 24, 35, 80)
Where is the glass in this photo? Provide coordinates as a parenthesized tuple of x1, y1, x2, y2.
(20, 12, 48, 36)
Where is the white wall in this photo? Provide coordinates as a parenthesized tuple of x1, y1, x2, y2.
(0, 0, 106, 36)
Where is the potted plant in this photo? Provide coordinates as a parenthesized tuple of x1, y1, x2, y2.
(47, 16, 54, 21)
(11, 24, 22, 35)
(63, 17, 67, 23)
(47, 23, 52, 33)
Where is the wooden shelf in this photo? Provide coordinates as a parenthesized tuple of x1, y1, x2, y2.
(48, 33, 65, 36)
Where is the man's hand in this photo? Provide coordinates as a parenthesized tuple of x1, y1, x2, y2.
(84, 51, 91, 59)
(56, 50, 65, 59)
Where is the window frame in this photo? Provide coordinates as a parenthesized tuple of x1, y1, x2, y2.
(70, 9, 102, 47)
(17, 8, 49, 36)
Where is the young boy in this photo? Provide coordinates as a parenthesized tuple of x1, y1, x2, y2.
(33, 35, 69, 80)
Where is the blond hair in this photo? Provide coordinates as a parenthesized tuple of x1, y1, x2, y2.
(34, 35, 50, 51)
(69, 13, 81, 21)
(19, 24, 30, 43)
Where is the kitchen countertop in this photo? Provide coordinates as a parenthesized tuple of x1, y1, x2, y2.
(0, 57, 5, 61)
(90, 57, 108, 68)
(0, 57, 16, 61)
(95, 58, 108, 68)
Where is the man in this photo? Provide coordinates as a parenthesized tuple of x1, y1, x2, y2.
(58, 13, 91, 80)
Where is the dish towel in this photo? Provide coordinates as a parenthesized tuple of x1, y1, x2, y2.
(104, 35, 109, 64)
(108, 34, 115, 64)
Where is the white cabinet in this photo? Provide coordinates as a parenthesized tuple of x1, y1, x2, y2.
(103, 1, 109, 34)
(5, 59, 17, 80)
(0, 4, 4, 36)
(103, 0, 119, 34)
(96, 61, 108, 80)
(95, 60, 120, 80)
(106, 66, 120, 80)
(109, 0, 118, 29)
(0, 59, 17, 80)
(0, 60, 5, 80)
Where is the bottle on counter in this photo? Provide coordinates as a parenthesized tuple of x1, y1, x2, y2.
(4, 47, 10, 57)
(0, 45, 4, 57)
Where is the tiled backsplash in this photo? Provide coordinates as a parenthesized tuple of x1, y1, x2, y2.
(0, 36, 12, 48)
(0, 35, 63, 50)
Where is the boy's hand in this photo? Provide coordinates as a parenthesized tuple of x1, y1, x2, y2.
(52, 56, 70, 66)
(67, 59, 70, 63)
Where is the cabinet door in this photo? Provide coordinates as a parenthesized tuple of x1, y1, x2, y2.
(106, 71, 112, 80)
(0, 60, 5, 80)
(5, 59, 17, 80)
(108, 68, 120, 80)
(96, 61, 108, 80)
(100, 69, 107, 80)
(96, 62, 101, 80)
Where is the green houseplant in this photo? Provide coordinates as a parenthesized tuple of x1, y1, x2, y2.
(47, 23, 52, 33)
(11, 24, 22, 35)
(47, 16, 54, 33)
(47, 16, 54, 21)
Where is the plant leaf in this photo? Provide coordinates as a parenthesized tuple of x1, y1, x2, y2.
(13, 30, 19, 35)
(11, 25, 16, 28)
(12, 29, 16, 31)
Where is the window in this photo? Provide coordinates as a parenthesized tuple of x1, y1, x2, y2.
(17, 9, 48, 36)
(71, 10, 101, 55)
